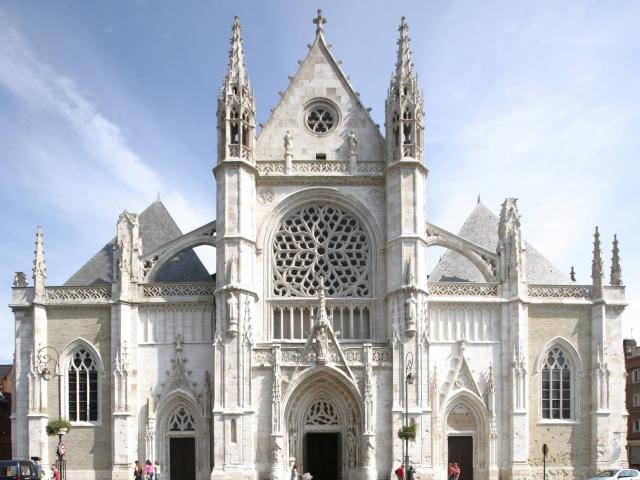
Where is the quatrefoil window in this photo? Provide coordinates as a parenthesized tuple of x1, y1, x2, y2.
(272, 204, 370, 297)
(305, 102, 337, 134)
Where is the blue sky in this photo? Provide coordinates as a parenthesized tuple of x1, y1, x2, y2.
(1, 1, 639, 364)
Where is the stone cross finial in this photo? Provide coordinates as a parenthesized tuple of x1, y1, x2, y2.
(313, 9, 326, 36)
(570, 266, 576, 282)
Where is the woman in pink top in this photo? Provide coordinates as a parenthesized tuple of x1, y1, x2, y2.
(145, 459, 154, 479)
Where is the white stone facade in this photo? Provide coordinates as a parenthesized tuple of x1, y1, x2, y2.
(9, 12, 629, 480)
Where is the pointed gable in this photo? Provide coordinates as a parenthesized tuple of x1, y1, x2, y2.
(65, 200, 211, 285)
(255, 18, 385, 162)
(430, 202, 571, 284)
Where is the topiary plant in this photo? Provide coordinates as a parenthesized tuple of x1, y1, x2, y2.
(46, 418, 72, 437)
(397, 423, 416, 441)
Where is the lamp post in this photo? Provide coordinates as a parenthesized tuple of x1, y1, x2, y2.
(404, 351, 415, 479)
(35, 346, 66, 480)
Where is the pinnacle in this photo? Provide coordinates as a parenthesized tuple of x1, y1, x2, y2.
(394, 16, 413, 81)
(225, 15, 249, 88)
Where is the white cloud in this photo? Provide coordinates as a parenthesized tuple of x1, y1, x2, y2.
(0, 19, 214, 362)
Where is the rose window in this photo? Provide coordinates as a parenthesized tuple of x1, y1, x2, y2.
(272, 204, 370, 297)
(305, 104, 336, 134)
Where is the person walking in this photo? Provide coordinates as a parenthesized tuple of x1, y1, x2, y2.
(394, 463, 405, 480)
(134, 460, 144, 480)
(291, 463, 299, 480)
(153, 460, 161, 480)
(145, 459, 154, 479)
(448, 463, 454, 480)
(453, 462, 461, 480)
(51, 464, 60, 480)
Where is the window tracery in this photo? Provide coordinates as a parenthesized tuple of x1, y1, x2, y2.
(68, 348, 98, 422)
(541, 347, 571, 419)
(305, 103, 337, 134)
(305, 399, 339, 426)
(272, 204, 370, 298)
(168, 405, 196, 432)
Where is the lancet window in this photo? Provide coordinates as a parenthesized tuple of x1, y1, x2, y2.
(67, 348, 98, 422)
(541, 347, 572, 419)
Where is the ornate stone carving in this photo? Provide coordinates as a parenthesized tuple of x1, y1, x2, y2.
(272, 204, 370, 297)
(258, 187, 275, 205)
(366, 188, 384, 206)
(498, 198, 525, 290)
(157, 335, 199, 402)
(143, 283, 215, 297)
(46, 286, 112, 303)
(527, 284, 592, 299)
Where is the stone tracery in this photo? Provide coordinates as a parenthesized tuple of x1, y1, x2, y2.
(272, 204, 370, 297)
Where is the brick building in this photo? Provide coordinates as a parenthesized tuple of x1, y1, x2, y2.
(0, 364, 13, 460)
(625, 339, 640, 468)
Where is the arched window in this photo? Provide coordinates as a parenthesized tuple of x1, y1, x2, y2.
(68, 348, 98, 422)
(541, 347, 571, 419)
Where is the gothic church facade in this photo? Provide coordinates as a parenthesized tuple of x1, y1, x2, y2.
(10, 12, 628, 480)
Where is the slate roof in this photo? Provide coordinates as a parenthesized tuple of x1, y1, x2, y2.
(65, 200, 211, 285)
(430, 202, 571, 285)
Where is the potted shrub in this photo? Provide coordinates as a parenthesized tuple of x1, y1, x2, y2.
(46, 418, 72, 437)
(397, 423, 416, 442)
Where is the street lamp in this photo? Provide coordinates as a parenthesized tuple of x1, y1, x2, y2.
(404, 351, 415, 479)
(35, 346, 67, 480)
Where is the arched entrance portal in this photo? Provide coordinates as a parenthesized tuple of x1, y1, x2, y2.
(284, 368, 363, 480)
(442, 392, 489, 480)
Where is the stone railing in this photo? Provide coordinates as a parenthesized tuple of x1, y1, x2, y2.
(257, 159, 385, 176)
(143, 282, 216, 298)
(228, 144, 252, 160)
(528, 284, 592, 300)
(428, 282, 499, 297)
(46, 285, 112, 303)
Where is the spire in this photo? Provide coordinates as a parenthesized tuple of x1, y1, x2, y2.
(385, 16, 424, 162)
(395, 17, 413, 81)
(218, 16, 256, 163)
(610, 234, 622, 286)
(313, 9, 327, 37)
(225, 16, 250, 89)
(592, 226, 603, 296)
(32, 225, 46, 300)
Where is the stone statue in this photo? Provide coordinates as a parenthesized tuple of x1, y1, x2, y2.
(347, 131, 358, 157)
(405, 292, 417, 336)
(347, 429, 356, 467)
(227, 293, 238, 333)
(315, 325, 329, 364)
(13, 272, 27, 287)
(284, 130, 294, 156)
